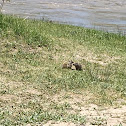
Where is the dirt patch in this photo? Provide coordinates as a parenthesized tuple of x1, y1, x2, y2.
(80, 104, 126, 126)
(0, 76, 24, 90)
(0, 94, 18, 102)
(25, 88, 41, 95)
(51, 91, 126, 126)
(84, 54, 120, 66)
(0, 62, 4, 68)
(0, 76, 7, 83)
(43, 121, 77, 126)
(51, 91, 92, 106)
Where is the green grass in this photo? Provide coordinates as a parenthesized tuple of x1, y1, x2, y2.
(0, 14, 126, 125)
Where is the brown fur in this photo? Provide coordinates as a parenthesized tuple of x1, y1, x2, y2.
(62, 62, 67, 69)
(62, 61, 82, 71)
(73, 63, 82, 71)
(62, 60, 74, 69)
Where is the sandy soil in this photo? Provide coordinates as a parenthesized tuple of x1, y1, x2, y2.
(43, 92, 126, 126)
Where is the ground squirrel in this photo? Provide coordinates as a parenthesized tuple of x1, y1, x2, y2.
(73, 63, 82, 71)
(62, 60, 74, 69)
(62, 61, 82, 71)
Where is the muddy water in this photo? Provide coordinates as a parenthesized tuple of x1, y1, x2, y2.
(2, 0, 126, 33)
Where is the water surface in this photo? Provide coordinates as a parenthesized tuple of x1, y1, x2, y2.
(2, 0, 126, 33)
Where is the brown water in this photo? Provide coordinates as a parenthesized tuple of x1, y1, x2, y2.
(2, 0, 126, 33)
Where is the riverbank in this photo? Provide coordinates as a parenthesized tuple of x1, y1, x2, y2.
(2, 0, 126, 33)
(0, 14, 126, 126)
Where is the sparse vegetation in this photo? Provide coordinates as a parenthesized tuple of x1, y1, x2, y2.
(0, 14, 126, 125)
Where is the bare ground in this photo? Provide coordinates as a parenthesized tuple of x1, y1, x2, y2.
(43, 91, 126, 126)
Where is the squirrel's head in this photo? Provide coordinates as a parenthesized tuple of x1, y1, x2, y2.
(69, 60, 74, 64)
